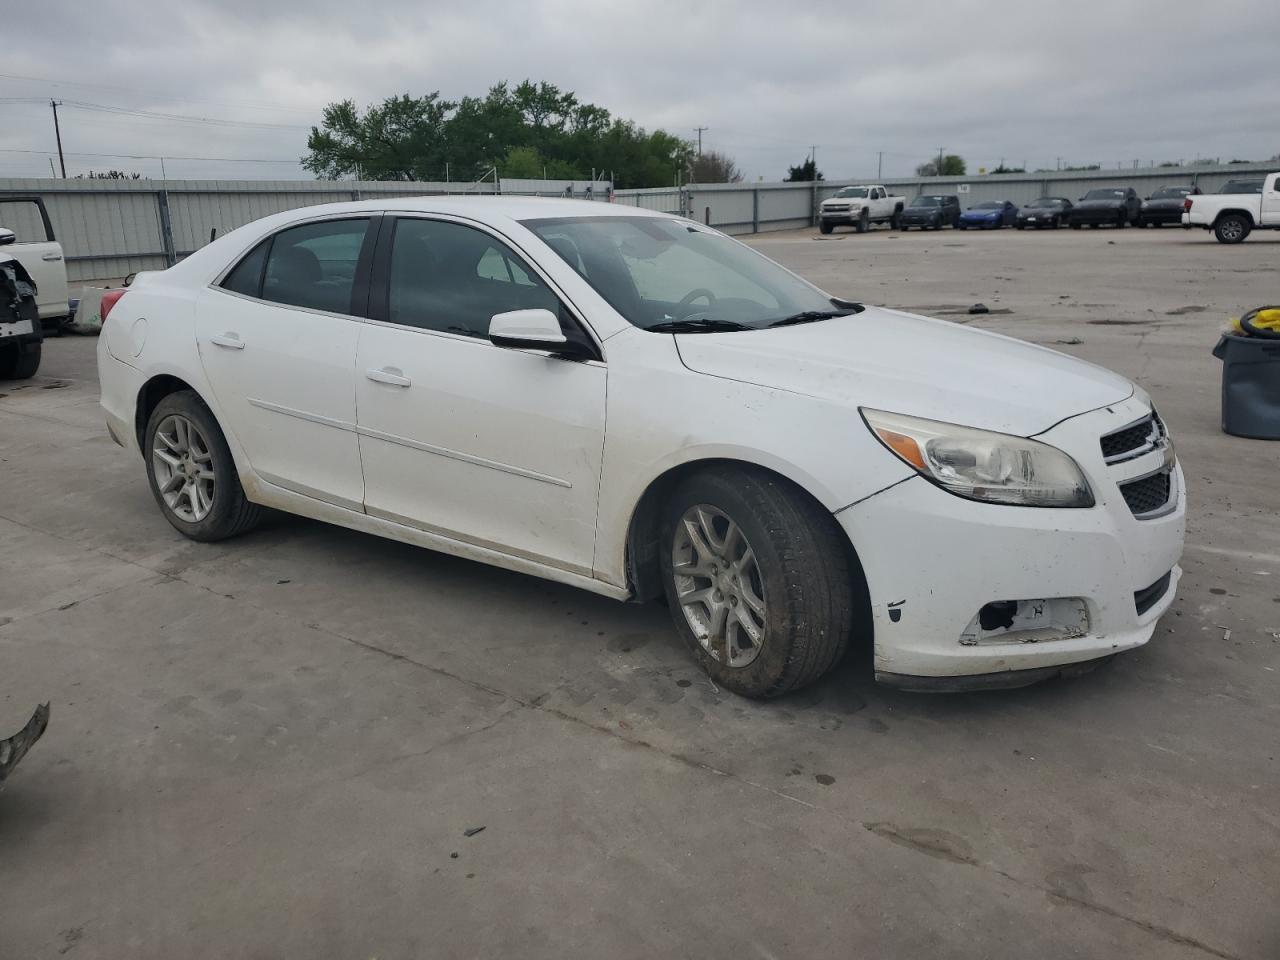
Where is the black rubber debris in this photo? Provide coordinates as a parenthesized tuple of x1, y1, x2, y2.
(968, 303, 989, 315)
(463, 826, 486, 838)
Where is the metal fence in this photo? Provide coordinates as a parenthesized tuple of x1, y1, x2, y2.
(3, 161, 1275, 283)
(616, 160, 1280, 237)
(0, 177, 611, 283)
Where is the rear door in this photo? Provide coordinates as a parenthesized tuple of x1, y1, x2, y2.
(194, 215, 373, 511)
(1261, 174, 1280, 226)
(0, 199, 67, 321)
(354, 215, 606, 575)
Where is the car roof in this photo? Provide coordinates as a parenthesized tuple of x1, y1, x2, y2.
(262, 194, 673, 225)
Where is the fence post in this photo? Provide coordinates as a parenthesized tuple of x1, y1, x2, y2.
(810, 180, 818, 227)
(752, 189, 759, 233)
(155, 191, 177, 266)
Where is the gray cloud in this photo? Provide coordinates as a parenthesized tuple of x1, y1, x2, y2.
(3, 0, 1277, 181)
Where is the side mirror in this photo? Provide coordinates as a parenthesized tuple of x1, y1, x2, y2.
(124, 272, 137, 287)
(0, 228, 14, 246)
(490, 308, 570, 353)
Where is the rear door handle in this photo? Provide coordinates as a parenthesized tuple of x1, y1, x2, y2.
(366, 366, 411, 387)
(42, 253, 63, 262)
(210, 333, 245, 350)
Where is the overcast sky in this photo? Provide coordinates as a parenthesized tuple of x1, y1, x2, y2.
(3, 0, 1276, 183)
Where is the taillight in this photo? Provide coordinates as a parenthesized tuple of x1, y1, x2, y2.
(100, 289, 127, 320)
(1183, 198, 1193, 212)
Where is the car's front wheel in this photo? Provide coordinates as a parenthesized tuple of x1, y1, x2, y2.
(818, 221, 833, 235)
(659, 467, 854, 699)
(145, 391, 262, 541)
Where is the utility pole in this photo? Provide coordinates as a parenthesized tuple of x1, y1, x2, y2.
(877, 151, 883, 179)
(937, 146, 945, 177)
(810, 145, 817, 173)
(50, 100, 66, 178)
(694, 127, 708, 155)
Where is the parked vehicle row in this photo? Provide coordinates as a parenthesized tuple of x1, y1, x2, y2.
(848, 178, 1276, 239)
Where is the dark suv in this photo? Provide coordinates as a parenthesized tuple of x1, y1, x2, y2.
(1069, 187, 1141, 228)
(898, 195, 961, 230)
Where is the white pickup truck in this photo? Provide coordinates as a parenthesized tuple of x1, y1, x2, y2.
(0, 197, 70, 327)
(818, 185, 905, 234)
(1182, 172, 1280, 243)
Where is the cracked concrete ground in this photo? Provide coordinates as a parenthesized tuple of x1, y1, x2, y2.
(1, 227, 1277, 959)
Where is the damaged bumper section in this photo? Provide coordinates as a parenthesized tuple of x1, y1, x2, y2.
(838, 394, 1185, 690)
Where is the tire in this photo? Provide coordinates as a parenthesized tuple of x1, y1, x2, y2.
(1052, 216, 1061, 229)
(1115, 213, 1127, 228)
(1214, 214, 1250, 244)
(144, 390, 262, 542)
(1015, 223, 1025, 230)
(1089, 223, 1099, 229)
(890, 209, 902, 230)
(659, 466, 854, 699)
(958, 223, 968, 230)
(818, 220, 833, 235)
(0, 340, 41, 379)
(1071, 221, 1082, 230)
(855, 210, 869, 233)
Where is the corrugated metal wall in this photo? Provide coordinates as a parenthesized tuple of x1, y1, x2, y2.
(0, 178, 609, 283)
(2, 162, 1273, 283)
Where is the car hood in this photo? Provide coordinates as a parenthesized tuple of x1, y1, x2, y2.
(1076, 199, 1124, 209)
(674, 306, 1134, 436)
(822, 197, 865, 206)
(1019, 206, 1059, 216)
(902, 207, 939, 216)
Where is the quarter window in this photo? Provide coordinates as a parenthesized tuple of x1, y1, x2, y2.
(387, 219, 562, 337)
(221, 238, 269, 298)
(258, 218, 370, 314)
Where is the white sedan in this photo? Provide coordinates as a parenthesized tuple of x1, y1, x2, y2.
(97, 197, 1184, 697)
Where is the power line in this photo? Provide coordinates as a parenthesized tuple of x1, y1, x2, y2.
(0, 147, 303, 164)
(0, 72, 318, 116)
(56, 100, 310, 130)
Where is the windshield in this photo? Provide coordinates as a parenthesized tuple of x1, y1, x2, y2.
(910, 196, 944, 207)
(1084, 189, 1127, 200)
(1152, 187, 1191, 199)
(1220, 180, 1263, 194)
(522, 216, 840, 332)
(1027, 198, 1063, 208)
(971, 202, 1002, 210)
(833, 187, 869, 198)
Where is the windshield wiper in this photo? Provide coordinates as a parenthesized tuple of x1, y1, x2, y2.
(768, 309, 855, 328)
(645, 318, 753, 334)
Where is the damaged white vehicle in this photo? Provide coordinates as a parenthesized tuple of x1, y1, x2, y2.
(97, 198, 1184, 698)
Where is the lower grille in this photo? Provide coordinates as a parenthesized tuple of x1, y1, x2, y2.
(1119, 470, 1172, 518)
(1134, 570, 1173, 616)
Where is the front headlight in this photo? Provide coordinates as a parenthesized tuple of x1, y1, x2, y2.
(861, 409, 1094, 508)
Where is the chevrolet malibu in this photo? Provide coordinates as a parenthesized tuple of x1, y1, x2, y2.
(97, 198, 1185, 698)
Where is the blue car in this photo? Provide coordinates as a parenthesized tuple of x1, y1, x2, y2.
(957, 200, 1017, 229)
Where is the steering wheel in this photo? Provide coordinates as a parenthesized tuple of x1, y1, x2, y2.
(677, 288, 718, 317)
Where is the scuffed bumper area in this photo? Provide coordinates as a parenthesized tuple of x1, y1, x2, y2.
(838, 398, 1186, 683)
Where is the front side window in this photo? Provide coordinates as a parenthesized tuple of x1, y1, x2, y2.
(523, 216, 838, 331)
(387, 218, 562, 337)
(255, 218, 370, 314)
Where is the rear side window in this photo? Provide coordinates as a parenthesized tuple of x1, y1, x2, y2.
(221, 239, 269, 297)
(260, 218, 369, 314)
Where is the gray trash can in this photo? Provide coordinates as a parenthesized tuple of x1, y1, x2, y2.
(1212, 333, 1280, 439)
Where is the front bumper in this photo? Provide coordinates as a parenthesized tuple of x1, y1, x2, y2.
(837, 394, 1185, 682)
(820, 208, 864, 225)
(959, 217, 1000, 228)
(1140, 208, 1183, 224)
(1017, 214, 1058, 227)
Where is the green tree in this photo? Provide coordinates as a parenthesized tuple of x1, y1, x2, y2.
(689, 150, 742, 183)
(785, 158, 823, 181)
(915, 155, 966, 177)
(304, 81, 693, 188)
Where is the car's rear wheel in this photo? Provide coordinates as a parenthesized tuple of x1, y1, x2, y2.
(0, 340, 40, 380)
(1071, 221, 1082, 230)
(145, 391, 262, 541)
(1214, 214, 1249, 244)
(659, 467, 853, 699)
(1115, 213, 1127, 228)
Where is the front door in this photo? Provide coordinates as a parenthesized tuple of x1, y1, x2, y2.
(1262, 176, 1280, 226)
(195, 216, 372, 510)
(355, 216, 606, 575)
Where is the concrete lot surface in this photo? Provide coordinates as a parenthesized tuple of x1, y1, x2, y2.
(1, 227, 1277, 959)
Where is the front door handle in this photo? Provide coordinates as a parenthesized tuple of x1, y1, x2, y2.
(210, 333, 245, 350)
(366, 366, 411, 387)
(42, 252, 64, 262)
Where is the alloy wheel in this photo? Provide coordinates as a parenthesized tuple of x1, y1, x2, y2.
(671, 504, 767, 668)
(152, 414, 216, 522)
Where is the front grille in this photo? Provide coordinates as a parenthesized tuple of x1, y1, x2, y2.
(1119, 470, 1172, 517)
(1101, 413, 1164, 463)
(1134, 570, 1173, 616)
